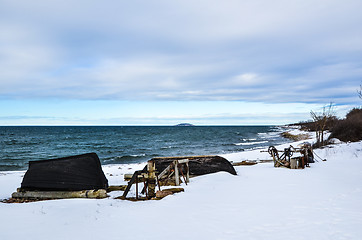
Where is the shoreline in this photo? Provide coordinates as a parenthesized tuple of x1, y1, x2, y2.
(0, 126, 329, 199)
(0, 126, 306, 200)
(1, 127, 362, 240)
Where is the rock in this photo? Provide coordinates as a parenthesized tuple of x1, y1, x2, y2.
(328, 138, 342, 144)
(155, 188, 184, 199)
(163, 188, 184, 193)
(156, 190, 173, 199)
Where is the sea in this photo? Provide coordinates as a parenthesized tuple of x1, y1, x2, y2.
(0, 126, 292, 171)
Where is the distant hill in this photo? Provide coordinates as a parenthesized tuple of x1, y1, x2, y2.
(174, 123, 195, 127)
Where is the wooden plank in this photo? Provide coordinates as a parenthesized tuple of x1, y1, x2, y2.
(177, 159, 189, 164)
(124, 173, 146, 181)
(158, 164, 172, 179)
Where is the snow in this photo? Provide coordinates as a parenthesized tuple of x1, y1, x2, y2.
(1, 132, 362, 240)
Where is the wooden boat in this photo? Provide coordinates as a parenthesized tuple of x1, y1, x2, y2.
(20, 153, 108, 191)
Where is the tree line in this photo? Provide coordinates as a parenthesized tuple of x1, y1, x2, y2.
(295, 84, 362, 147)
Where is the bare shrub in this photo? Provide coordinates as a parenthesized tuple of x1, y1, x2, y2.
(310, 103, 336, 147)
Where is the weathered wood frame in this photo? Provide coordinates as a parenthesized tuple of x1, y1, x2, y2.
(121, 159, 190, 200)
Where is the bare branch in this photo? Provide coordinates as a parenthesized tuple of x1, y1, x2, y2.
(358, 84, 362, 100)
(310, 103, 335, 147)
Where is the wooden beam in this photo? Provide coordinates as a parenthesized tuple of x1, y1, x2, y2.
(158, 164, 172, 179)
(12, 189, 107, 200)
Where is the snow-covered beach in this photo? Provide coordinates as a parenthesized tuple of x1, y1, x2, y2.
(1, 131, 362, 240)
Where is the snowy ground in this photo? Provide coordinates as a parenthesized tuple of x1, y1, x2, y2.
(1, 131, 362, 240)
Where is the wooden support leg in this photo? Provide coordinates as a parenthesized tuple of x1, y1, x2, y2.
(147, 161, 156, 198)
(174, 160, 180, 186)
(186, 162, 190, 183)
(156, 174, 161, 191)
(179, 166, 187, 185)
(122, 170, 142, 199)
(143, 179, 148, 199)
(136, 176, 138, 200)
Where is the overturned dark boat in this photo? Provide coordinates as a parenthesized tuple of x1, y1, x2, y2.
(146, 155, 237, 177)
(20, 153, 109, 191)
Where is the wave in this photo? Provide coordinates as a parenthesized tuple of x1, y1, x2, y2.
(234, 141, 269, 146)
(257, 132, 281, 139)
(160, 146, 176, 149)
(115, 154, 146, 159)
(1, 126, 290, 171)
(242, 138, 257, 141)
(102, 154, 149, 164)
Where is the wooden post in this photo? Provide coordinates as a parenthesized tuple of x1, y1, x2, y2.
(178, 165, 187, 185)
(143, 179, 148, 199)
(186, 162, 190, 183)
(178, 159, 189, 184)
(272, 154, 277, 167)
(147, 160, 156, 198)
(136, 175, 138, 200)
(155, 174, 161, 192)
(174, 160, 180, 186)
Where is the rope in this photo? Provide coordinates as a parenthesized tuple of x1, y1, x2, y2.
(313, 150, 326, 162)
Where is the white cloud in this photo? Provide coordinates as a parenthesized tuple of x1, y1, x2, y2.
(229, 73, 263, 87)
(0, 0, 361, 108)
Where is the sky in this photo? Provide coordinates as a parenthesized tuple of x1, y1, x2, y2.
(1, 0, 362, 125)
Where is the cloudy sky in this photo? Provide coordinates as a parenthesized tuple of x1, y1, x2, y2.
(1, 0, 362, 125)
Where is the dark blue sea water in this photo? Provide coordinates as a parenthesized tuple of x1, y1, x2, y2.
(0, 126, 291, 171)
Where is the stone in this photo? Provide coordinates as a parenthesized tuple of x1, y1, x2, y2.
(155, 188, 184, 199)
(156, 190, 173, 199)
